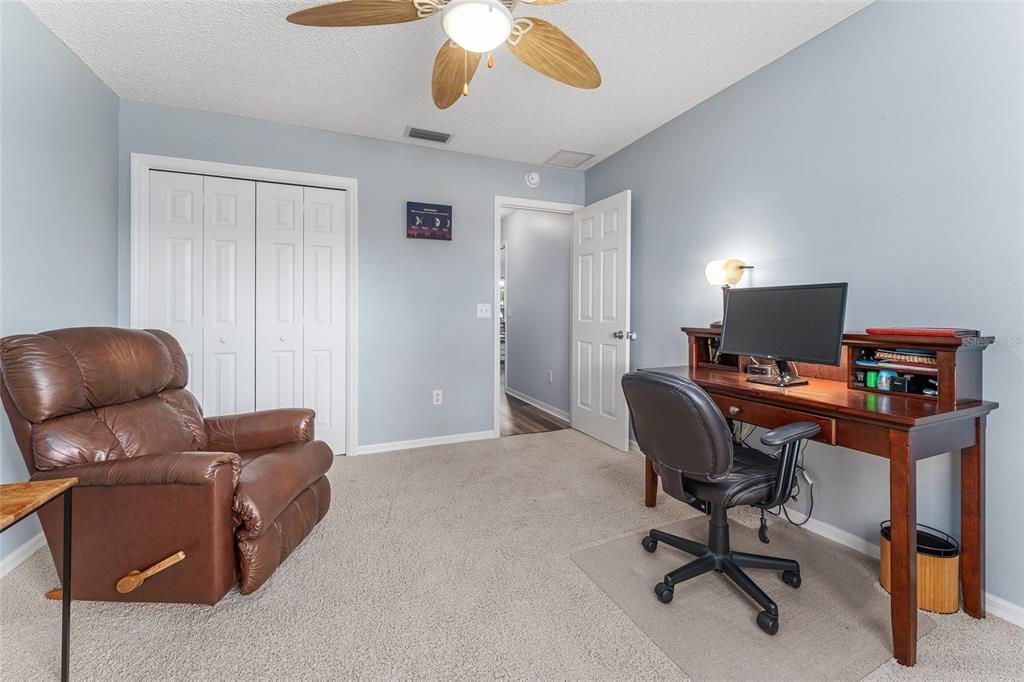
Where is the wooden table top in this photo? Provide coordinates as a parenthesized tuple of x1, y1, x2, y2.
(643, 366, 998, 428)
(0, 479, 77, 530)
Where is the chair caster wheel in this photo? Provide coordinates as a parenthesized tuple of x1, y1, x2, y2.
(654, 582, 674, 603)
(782, 570, 801, 589)
(756, 610, 779, 635)
(642, 536, 658, 553)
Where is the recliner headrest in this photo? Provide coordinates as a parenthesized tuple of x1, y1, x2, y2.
(0, 327, 188, 423)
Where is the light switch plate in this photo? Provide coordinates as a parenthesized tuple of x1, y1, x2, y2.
(476, 303, 492, 318)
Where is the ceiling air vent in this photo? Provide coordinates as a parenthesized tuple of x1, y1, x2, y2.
(544, 149, 595, 169)
(406, 126, 452, 144)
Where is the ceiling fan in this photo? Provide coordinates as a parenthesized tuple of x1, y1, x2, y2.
(287, 0, 601, 109)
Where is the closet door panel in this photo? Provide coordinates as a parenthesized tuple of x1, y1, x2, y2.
(303, 187, 347, 453)
(202, 176, 256, 416)
(256, 183, 304, 410)
(147, 171, 205, 402)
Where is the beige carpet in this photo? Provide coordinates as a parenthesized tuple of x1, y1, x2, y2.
(572, 518, 935, 681)
(0, 430, 1020, 680)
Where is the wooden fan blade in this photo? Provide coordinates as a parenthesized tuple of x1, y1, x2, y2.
(432, 40, 482, 109)
(287, 0, 422, 27)
(507, 18, 601, 89)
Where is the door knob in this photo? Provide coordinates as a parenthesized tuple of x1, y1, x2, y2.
(219, 337, 226, 344)
(280, 336, 287, 342)
(613, 330, 638, 340)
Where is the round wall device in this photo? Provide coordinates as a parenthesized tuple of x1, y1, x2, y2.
(525, 171, 541, 188)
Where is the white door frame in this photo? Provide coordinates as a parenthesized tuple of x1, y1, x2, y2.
(499, 239, 508, 389)
(130, 153, 359, 457)
(492, 196, 582, 437)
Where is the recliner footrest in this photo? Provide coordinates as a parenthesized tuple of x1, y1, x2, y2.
(237, 476, 331, 594)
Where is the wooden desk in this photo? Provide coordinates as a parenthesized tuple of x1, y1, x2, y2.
(1, 478, 76, 681)
(640, 365, 996, 667)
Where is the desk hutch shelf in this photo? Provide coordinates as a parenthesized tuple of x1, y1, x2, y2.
(681, 327, 993, 410)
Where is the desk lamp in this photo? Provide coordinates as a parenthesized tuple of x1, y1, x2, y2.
(705, 259, 753, 326)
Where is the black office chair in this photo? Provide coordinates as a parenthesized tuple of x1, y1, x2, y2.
(621, 371, 821, 635)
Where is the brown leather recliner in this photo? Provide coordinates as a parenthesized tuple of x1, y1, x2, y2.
(0, 327, 333, 604)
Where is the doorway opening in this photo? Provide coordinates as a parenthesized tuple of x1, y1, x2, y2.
(494, 197, 579, 437)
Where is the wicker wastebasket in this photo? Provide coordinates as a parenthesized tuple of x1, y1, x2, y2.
(879, 521, 960, 614)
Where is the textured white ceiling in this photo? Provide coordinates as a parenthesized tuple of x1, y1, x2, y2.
(26, 0, 869, 170)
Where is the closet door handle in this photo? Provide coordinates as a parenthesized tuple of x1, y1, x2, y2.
(219, 337, 226, 344)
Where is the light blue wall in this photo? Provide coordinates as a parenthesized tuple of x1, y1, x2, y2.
(501, 210, 572, 414)
(117, 101, 584, 447)
(586, 1, 1024, 608)
(0, 2, 119, 558)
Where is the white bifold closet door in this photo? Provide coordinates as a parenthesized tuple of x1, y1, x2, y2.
(300, 187, 347, 450)
(203, 176, 256, 416)
(256, 183, 304, 410)
(255, 182, 347, 450)
(145, 171, 347, 451)
(147, 171, 205, 401)
(147, 171, 256, 414)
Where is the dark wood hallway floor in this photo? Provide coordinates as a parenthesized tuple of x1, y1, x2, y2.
(500, 367, 569, 437)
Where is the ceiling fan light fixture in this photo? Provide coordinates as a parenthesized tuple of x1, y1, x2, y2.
(442, 0, 513, 54)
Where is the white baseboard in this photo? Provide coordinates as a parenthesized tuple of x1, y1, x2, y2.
(0, 531, 46, 578)
(504, 388, 570, 422)
(781, 507, 881, 559)
(354, 430, 496, 456)
(781, 507, 1023, 628)
(986, 592, 1024, 628)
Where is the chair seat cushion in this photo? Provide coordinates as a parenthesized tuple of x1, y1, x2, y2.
(684, 445, 779, 507)
(232, 440, 333, 539)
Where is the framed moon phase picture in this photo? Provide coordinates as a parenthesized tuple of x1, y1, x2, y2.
(406, 202, 453, 241)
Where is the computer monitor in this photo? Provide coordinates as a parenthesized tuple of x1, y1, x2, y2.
(719, 283, 848, 386)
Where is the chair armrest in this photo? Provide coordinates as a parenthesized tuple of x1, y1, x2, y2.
(761, 422, 821, 448)
(204, 408, 315, 452)
(758, 422, 820, 509)
(31, 452, 240, 487)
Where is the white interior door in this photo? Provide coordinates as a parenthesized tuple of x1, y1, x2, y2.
(256, 182, 304, 411)
(147, 171, 205, 402)
(570, 190, 632, 450)
(202, 176, 256, 416)
(303, 187, 347, 453)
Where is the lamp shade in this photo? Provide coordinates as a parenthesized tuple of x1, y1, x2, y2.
(705, 259, 748, 287)
(442, 0, 513, 53)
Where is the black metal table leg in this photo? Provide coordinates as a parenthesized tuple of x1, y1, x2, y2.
(61, 488, 72, 682)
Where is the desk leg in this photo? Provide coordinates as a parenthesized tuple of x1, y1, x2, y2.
(61, 488, 72, 682)
(644, 458, 657, 508)
(889, 431, 917, 667)
(961, 416, 986, 618)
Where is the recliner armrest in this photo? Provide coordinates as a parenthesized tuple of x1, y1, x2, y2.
(761, 422, 821, 447)
(204, 408, 315, 452)
(31, 452, 240, 487)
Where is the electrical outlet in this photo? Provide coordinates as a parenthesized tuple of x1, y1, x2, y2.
(547, 370, 554, 383)
(476, 303, 492, 318)
(433, 389, 443, 405)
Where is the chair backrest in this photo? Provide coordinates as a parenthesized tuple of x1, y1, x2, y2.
(621, 371, 734, 489)
(0, 327, 207, 473)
